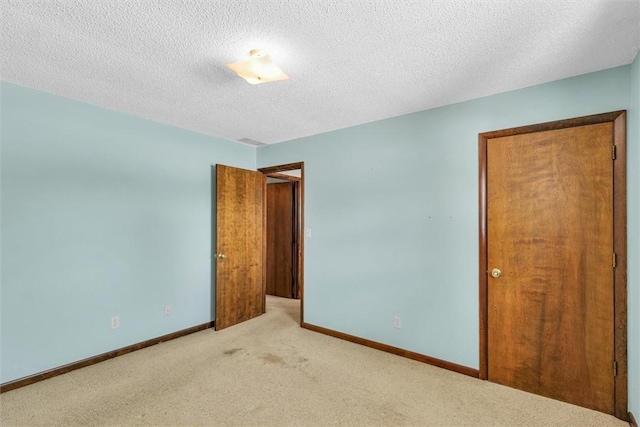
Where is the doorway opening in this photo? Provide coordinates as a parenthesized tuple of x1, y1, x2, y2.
(258, 162, 304, 325)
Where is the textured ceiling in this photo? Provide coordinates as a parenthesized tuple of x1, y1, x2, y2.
(1, 1, 639, 145)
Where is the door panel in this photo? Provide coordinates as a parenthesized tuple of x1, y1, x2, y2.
(215, 164, 264, 330)
(266, 182, 295, 298)
(486, 123, 614, 413)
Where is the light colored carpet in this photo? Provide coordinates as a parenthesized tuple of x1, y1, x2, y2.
(0, 296, 627, 426)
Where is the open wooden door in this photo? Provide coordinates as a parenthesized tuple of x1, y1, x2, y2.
(215, 164, 265, 330)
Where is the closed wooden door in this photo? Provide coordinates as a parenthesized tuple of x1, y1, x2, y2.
(486, 123, 615, 413)
(266, 182, 295, 298)
(215, 164, 265, 330)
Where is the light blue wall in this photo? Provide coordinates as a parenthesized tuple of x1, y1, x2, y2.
(2, 59, 638, 414)
(258, 65, 635, 373)
(629, 50, 640, 418)
(0, 82, 255, 383)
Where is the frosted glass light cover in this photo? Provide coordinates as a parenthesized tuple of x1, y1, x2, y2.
(226, 51, 289, 85)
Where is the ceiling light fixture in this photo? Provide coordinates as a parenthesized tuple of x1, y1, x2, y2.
(226, 49, 289, 85)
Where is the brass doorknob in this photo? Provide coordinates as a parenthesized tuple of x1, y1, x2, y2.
(217, 253, 227, 259)
(491, 268, 502, 278)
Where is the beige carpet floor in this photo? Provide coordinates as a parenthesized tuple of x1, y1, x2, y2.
(0, 296, 628, 426)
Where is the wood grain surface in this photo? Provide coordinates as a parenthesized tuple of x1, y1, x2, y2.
(215, 164, 265, 330)
(486, 123, 615, 414)
(266, 182, 295, 298)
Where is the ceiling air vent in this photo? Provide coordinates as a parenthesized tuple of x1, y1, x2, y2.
(238, 138, 267, 147)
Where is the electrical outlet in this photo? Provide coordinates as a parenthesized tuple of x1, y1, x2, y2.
(164, 305, 171, 316)
(111, 316, 120, 329)
(393, 316, 402, 329)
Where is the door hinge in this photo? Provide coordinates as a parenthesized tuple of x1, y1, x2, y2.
(613, 253, 617, 268)
(613, 360, 618, 377)
(612, 145, 617, 160)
